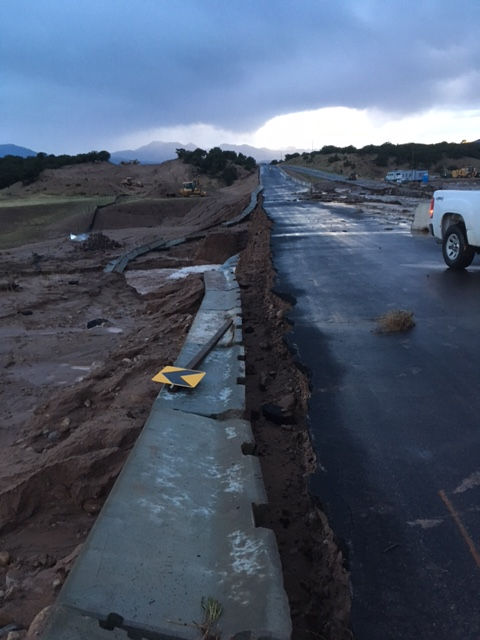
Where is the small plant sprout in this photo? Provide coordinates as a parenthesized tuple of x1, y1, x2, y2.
(167, 596, 223, 639)
(199, 596, 223, 639)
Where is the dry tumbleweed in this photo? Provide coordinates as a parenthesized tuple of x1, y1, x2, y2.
(375, 309, 415, 334)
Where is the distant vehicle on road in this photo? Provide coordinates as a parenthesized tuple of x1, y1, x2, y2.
(429, 189, 480, 268)
(385, 169, 429, 183)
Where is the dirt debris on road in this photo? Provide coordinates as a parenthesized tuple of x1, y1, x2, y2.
(0, 160, 390, 640)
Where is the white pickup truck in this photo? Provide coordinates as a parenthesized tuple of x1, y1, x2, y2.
(429, 190, 480, 269)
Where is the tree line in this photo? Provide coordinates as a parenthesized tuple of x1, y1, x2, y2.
(176, 147, 257, 185)
(0, 150, 111, 190)
(284, 141, 480, 172)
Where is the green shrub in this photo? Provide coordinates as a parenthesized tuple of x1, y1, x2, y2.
(0, 150, 111, 189)
(175, 147, 256, 183)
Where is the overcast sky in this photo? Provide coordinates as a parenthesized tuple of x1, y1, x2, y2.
(2, 0, 480, 155)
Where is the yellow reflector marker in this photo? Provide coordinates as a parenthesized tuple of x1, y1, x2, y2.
(152, 365, 206, 388)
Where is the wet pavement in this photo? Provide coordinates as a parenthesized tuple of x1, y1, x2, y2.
(263, 165, 480, 640)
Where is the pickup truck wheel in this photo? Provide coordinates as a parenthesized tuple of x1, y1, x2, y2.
(442, 225, 475, 269)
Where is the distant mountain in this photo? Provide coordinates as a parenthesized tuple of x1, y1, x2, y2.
(219, 143, 305, 163)
(1, 140, 305, 164)
(0, 144, 37, 158)
(110, 140, 306, 164)
(110, 141, 198, 164)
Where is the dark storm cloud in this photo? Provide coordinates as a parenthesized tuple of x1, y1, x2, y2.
(1, 0, 480, 152)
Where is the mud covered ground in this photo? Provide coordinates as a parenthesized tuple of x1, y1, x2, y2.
(0, 161, 414, 639)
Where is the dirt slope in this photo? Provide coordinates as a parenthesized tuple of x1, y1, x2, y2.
(0, 159, 218, 199)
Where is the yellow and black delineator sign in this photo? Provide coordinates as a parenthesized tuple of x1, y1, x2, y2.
(152, 365, 206, 388)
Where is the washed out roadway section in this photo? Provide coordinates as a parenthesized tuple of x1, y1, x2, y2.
(41, 251, 291, 638)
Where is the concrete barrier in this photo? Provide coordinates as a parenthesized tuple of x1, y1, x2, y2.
(411, 201, 431, 231)
(42, 254, 291, 639)
(223, 185, 263, 227)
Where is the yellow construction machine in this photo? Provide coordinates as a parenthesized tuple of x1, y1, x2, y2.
(179, 180, 207, 197)
(451, 167, 478, 179)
